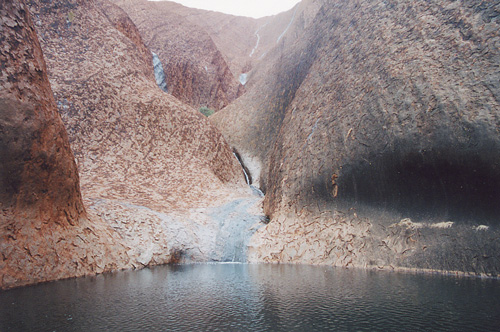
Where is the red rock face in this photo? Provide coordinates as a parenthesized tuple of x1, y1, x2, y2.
(0, 0, 132, 290)
(1, 0, 261, 290)
(112, 0, 243, 111)
(27, 0, 245, 212)
(0, 0, 84, 223)
(4, 0, 255, 288)
(0, 0, 254, 288)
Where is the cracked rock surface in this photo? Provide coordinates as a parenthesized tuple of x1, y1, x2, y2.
(1, 0, 262, 289)
(0, 0, 130, 289)
(214, 0, 500, 276)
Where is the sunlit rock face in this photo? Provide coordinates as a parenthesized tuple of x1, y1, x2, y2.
(222, 0, 500, 276)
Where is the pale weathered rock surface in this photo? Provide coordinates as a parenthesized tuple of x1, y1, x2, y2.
(90, 194, 265, 266)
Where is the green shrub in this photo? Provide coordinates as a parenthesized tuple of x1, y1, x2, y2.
(199, 106, 215, 117)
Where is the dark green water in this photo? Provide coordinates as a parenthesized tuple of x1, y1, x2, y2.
(1, 263, 499, 331)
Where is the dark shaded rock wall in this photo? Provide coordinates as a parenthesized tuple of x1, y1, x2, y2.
(265, 0, 500, 224)
(0, 0, 84, 223)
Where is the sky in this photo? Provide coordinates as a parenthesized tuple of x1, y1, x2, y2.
(149, 0, 301, 18)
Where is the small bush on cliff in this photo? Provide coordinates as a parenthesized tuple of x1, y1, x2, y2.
(199, 106, 215, 117)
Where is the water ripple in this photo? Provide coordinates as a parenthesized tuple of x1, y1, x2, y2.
(1, 264, 499, 331)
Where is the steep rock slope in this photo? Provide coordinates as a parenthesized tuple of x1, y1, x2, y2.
(0, 0, 83, 223)
(111, 0, 243, 111)
(242, 0, 321, 69)
(0, 0, 130, 289)
(97, 0, 154, 78)
(211, 0, 323, 189)
(214, 0, 500, 276)
(27, 0, 246, 210)
(0, 0, 264, 289)
(265, 1, 500, 222)
(125, 0, 259, 78)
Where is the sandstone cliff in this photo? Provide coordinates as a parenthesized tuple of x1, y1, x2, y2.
(0, 0, 84, 223)
(0, 0, 131, 289)
(3, 0, 498, 287)
(211, 0, 323, 189)
(111, 0, 244, 111)
(211, 0, 500, 276)
(1, 0, 263, 289)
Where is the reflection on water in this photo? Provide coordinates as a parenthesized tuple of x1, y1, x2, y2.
(1, 263, 499, 331)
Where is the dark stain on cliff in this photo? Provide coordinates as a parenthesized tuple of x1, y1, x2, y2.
(335, 138, 500, 224)
(0, 0, 85, 222)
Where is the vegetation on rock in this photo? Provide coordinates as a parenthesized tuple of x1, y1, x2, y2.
(199, 106, 215, 117)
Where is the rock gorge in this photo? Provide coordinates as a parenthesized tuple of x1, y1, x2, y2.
(224, 0, 500, 275)
(1, 0, 263, 289)
(111, 0, 245, 111)
(1, 0, 499, 289)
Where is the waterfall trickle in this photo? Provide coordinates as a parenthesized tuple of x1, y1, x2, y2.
(233, 152, 251, 185)
(211, 199, 263, 262)
(249, 23, 266, 57)
(239, 73, 248, 85)
(233, 151, 265, 197)
(152, 52, 168, 92)
(277, 6, 298, 43)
